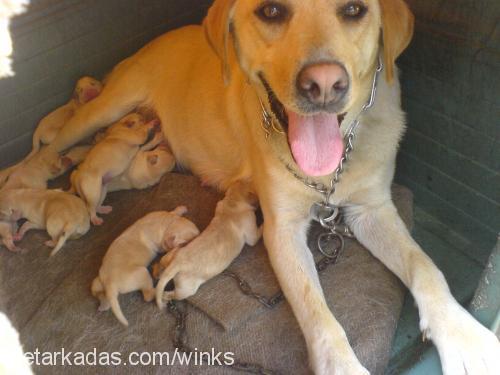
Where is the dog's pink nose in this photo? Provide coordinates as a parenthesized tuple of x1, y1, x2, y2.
(297, 63, 349, 106)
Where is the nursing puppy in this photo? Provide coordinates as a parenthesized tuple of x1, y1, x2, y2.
(0, 77, 102, 187)
(156, 181, 261, 308)
(0, 145, 92, 191)
(0, 189, 90, 256)
(106, 144, 175, 192)
(91, 207, 200, 326)
(70, 114, 157, 225)
(29, 76, 102, 159)
(0, 221, 19, 252)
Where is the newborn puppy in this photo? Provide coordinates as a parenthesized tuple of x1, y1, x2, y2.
(0, 189, 90, 256)
(70, 113, 157, 225)
(29, 76, 102, 159)
(0, 144, 92, 191)
(0, 221, 19, 253)
(91, 207, 199, 326)
(107, 144, 175, 192)
(156, 181, 262, 309)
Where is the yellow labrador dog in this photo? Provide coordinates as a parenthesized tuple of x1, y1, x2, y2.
(45, 0, 499, 374)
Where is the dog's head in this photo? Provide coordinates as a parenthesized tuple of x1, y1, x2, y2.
(204, 0, 413, 176)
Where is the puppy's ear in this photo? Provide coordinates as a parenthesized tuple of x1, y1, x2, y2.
(379, 0, 414, 83)
(162, 235, 176, 250)
(203, 0, 237, 85)
(147, 154, 159, 166)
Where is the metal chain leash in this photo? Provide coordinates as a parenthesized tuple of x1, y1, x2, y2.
(165, 245, 346, 375)
(166, 300, 280, 374)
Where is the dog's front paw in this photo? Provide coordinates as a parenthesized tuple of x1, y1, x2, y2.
(311, 337, 369, 375)
(428, 305, 500, 375)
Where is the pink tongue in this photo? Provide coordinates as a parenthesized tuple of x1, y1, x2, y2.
(288, 111, 344, 176)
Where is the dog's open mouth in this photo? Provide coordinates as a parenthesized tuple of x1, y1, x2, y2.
(259, 74, 346, 177)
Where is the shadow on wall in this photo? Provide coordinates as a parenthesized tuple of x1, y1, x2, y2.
(0, 0, 213, 168)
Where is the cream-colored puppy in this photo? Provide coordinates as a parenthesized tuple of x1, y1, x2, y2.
(156, 181, 262, 309)
(29, 76, 102, 159)
(70, 113, 158, 225)
(0, 77, 102, 187)
(107, 144, 175, 192)
(0, 145, 92, 191)
(91, 207, 200, 326)
(0, 221, 19, 252)
(0, 189, 90, 256)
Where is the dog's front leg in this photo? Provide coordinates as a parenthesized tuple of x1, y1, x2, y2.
(263, 214, 369, 375)
(347, 201, 500, 375)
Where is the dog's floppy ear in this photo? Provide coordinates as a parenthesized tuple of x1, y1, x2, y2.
(203, 0, 237, 85)
(379, 0, 414, 83)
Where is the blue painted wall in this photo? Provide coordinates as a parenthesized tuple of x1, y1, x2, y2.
(396, 0, 500, 254)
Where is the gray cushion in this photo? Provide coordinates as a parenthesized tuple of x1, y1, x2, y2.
(0, 173, 412, 374)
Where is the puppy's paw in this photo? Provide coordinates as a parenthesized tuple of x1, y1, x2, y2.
(4, 242, 23, 253)
(428, 305, 500, 375)
(44, 239, 56, 248)
(91, 216, 104, 226)
(96, 205, 112, 215)
(98, 300, 111, 312)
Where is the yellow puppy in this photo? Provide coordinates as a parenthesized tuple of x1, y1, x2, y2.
(91, 207, 199, 326)
(30, 76, 102, 159)
(70, 114, 158, 225)
(156, 181, 261, 308)
(107, 144, 175, 192)
(0, 189, 90, 256)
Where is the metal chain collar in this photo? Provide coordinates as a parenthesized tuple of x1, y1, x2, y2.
(260, 57, 383, 258)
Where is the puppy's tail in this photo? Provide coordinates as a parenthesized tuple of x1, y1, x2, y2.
(49, 226, 72, 257)
(155, 264, 178, 310)
(108, 287, 128, 326)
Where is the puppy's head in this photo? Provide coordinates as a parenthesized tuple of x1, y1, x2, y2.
(144, 147, 176, 175)
(162, 216, 200, 250)
(204, 0, 413, 176)
(225, 180, 259, 208)
(107, 113, 150, 141)
(74, 76, 103, 104)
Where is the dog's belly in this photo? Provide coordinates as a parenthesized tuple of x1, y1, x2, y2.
(145, 26, 252, 188)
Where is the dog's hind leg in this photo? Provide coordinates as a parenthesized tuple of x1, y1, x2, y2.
(79, 176, 106, 225)
(50, 61, 150, 153)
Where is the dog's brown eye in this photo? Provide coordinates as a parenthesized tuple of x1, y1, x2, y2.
(256, 2, 289, 23)
(341, 2, 367, 20)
